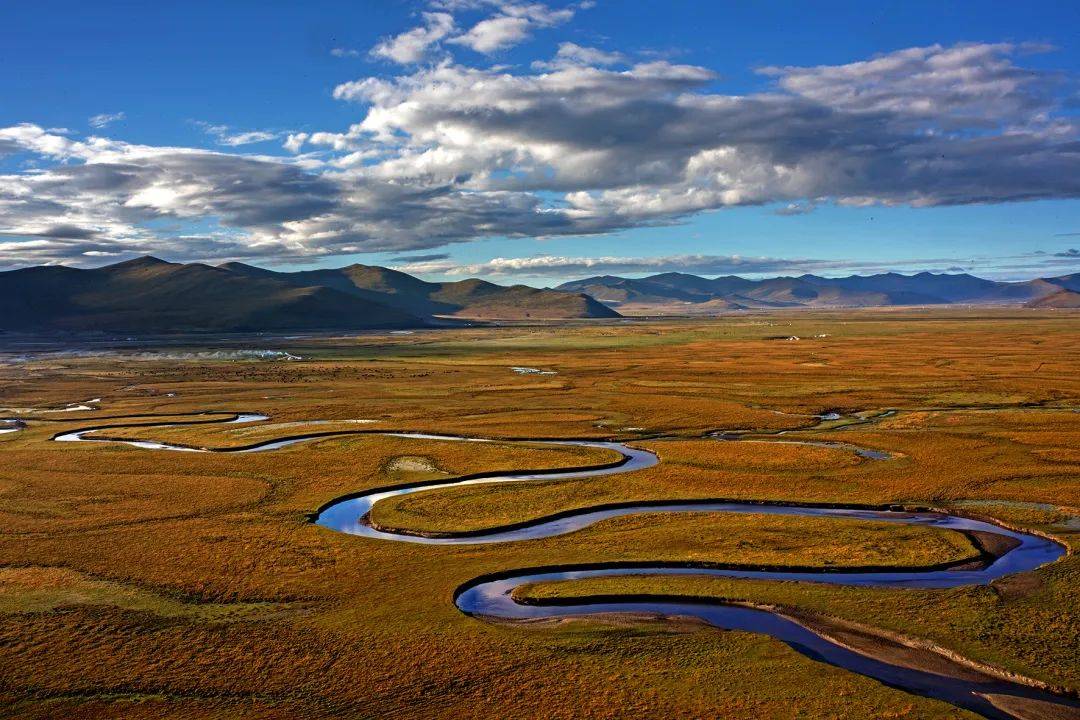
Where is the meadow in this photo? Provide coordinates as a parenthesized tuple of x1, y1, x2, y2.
(0, 308, 1077, 719)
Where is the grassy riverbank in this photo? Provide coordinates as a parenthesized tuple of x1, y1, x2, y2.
(0, 309, 1077, 719)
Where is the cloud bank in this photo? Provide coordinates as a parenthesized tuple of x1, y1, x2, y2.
(393, 249, 1080, 280)
(2, 4, 1079, 268)
(388, 252, 995, 278)
(392, 253, 854, 277)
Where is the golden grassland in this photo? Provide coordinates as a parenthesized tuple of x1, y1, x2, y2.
(0, 308, 1078, 719)
(371, 409, 1080, 534)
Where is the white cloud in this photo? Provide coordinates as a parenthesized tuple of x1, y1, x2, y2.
(759, 43, 1059, 125)
(775, 201, 816, 216)
(219, 130, 278, 146)
(500, 1, 576, 25)
(449, 15, 531, 53)
(449, 1, 576, 53)
(2, 41, 1080, 268)
(88, 112, 125, 129)
(371, 12, 456, 64)
(533, 42, 625, 69)
(393, 253, 836, 276)
(330, 47, 361, 58)
(333, 44, 1077, 219)
(283, 132, 309, 154)
(389, 252, 983, 278)
(194, 121, 280, 146)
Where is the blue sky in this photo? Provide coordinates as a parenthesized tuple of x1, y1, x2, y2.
(2, 0, 1080, 284)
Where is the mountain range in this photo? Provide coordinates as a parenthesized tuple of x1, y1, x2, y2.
(218, 261, 615, 321)
(3, 258, 1078, 335)
(556, 271, 1080, 313)
(0, 257, 616, 334)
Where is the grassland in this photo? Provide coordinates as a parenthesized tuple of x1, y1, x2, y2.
(0, 308, 1077, 719)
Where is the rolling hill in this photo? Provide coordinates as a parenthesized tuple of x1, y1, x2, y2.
(7, 257, 1076, 334)
(219, 262, 619, 320)
(0, 257, 425, 333)
(1026, 289, 1080, 308)
(0, 256, 619, 334)
(557, 270, 1080, 313)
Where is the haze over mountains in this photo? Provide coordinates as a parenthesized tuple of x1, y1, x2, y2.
(557, 271, 1080, 313)
(0, 257, 615, 334)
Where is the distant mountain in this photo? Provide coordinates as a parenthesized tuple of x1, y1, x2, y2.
(556, 270, 1080, 313)
(1026, 289, 1080, 308)
(0, 256, 619, 334)
(7, 256, 1075, 335)
(0, 257, 424, 333)
(220, 262, 618, 320)
(557, 275, 705, 306)
(1046, 273, 1080, 292)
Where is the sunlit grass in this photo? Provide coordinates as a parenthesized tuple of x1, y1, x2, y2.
(0, 309, 1077, 718)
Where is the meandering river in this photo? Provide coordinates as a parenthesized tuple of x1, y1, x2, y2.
(40, 409, 1078, 719)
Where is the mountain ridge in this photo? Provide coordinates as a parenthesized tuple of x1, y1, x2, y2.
(219, 261, 618, 320)
(556, 270, 1080, 313)
(0, 257, 425, 333)
(1026, 289, 1080, 308)
(0, 257, 619, 334)
(5, 258, 1077, 334)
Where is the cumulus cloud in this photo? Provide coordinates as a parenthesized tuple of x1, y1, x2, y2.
(283, 132, 309, 154)
(3, 40, 1080, 268)
(758, 43, 1060, 126)
(0, 124, 340, 266)
(334, 43, 1078, 215)
(449, 1, 576, 53)
(88, 112, 125, 129)
(371, 12, 456, 64)
(450, 15, 530, 53)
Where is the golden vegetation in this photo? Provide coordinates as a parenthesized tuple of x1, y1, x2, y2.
(0, 308, 1077, 719)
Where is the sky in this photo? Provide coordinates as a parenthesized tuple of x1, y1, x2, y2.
(2, 0, 1080, 286)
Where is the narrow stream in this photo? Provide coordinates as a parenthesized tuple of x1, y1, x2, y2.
(0, 419, 25, 434)
(457, 572, 1072, 720)
(45, 410, 1078, 719)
